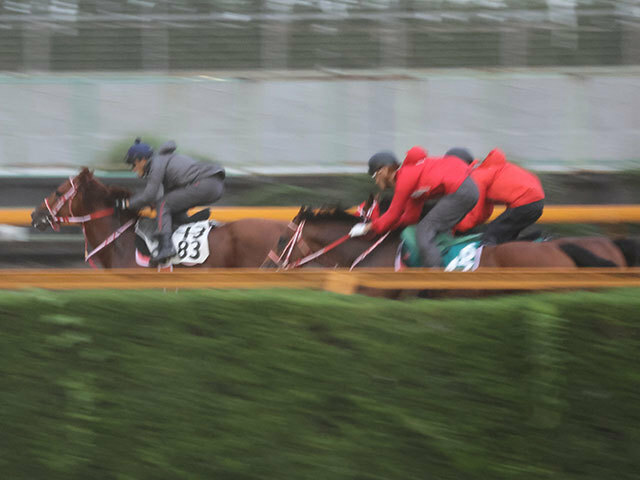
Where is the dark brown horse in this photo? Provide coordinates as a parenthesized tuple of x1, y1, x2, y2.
(264, 206, 632, 271)
(30, 168, 290, 269)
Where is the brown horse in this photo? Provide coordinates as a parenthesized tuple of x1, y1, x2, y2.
(264, 206, 631, 270)
(30, 168, 290, 269)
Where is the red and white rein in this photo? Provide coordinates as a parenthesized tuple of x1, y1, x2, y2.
(272, 219, 389, 270)
(44, 176, 135, 264)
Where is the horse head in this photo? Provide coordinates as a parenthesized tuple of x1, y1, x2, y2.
(30, 168, 130, 231)
(292, 206, 361, 250)
(268, 205, 398, 269)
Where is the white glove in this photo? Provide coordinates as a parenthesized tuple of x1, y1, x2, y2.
(349, 222, 371, 237)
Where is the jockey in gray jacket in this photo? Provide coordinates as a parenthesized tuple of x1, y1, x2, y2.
(120, 138, 225, 264)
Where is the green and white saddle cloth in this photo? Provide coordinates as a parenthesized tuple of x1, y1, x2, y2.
(400, 226, 483, 271)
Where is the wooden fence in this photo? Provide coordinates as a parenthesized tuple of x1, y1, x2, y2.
(2, 268, 640, 295)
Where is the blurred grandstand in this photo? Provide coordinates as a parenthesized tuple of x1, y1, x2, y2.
(0, 0, 638, 71)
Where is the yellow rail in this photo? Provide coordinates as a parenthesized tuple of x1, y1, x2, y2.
(9, 204, 640, 226)
(1, 268, 640, 295)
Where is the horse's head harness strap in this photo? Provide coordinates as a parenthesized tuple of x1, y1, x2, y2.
(41, 176, 133, 264)
(44, 176, 116, 230)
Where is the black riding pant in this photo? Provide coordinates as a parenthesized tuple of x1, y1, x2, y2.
(482, 199, 544, 245)
(156, 175, 224, 237)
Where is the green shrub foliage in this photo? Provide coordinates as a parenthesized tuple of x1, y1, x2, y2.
(0, 288, 639, 479)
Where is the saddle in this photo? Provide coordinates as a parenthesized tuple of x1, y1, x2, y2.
(399, 226, 483, 271)
(399, 228, 550, 270)
(135, 208, 219, 267)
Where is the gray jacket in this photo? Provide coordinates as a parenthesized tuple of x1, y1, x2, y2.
(129, 141, 225, 209)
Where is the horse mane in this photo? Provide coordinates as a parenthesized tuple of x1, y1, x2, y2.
(76, 167, 131, 205)
(294, 205, 360, 224)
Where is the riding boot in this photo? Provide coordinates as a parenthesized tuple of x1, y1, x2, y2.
(153, 233, 177, 264)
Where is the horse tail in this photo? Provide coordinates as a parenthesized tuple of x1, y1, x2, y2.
(558, 242, 618, 268)
(612, 237, 640, 266)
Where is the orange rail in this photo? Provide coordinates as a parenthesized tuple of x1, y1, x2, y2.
(9, 205, 640, 226)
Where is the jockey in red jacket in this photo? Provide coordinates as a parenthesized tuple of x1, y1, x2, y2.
(349, 147, 479, 268)
(451, 148, 544, 244)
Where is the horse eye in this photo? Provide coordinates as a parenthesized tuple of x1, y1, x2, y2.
(55, 191, 62, 197)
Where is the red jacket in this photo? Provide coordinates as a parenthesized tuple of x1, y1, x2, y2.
(453, 149, 544, 233)
(480, 149, 544, 207)
(371, 148, 470, 234)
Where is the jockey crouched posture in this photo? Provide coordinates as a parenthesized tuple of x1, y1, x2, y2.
(350, 147, 479, 268)
(117, 138, 225, 264)
(449, 148, 545, 245)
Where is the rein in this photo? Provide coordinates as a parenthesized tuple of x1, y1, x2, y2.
(43, 176, 135, 264)
(349, 232, 390, 270)
(273, 217, 387, 270)
(287, 231, 351, 269)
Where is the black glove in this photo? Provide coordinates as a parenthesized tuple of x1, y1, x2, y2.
(114, 198, 129, 212)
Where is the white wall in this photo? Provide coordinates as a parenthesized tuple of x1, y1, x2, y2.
(1, 68, 639, 174)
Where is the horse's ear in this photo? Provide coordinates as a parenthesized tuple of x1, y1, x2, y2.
(363, 193, 375, 209)
(77, 167, 94, 184)
(293, 206, 306, 223)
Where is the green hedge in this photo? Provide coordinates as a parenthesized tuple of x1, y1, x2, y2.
(1, 288, 639, 479)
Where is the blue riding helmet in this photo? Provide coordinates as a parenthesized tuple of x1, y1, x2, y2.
(124, 138, 153, 165)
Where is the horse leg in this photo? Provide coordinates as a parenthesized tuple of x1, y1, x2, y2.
(548, 237, 626, 267)
(478, 242, 577, 268)
(612, 237, 640, 266)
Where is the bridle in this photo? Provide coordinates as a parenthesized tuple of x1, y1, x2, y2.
(42, 176, 135, 264)
(267, 218, 390, 271)
(45, 177, 114, 230)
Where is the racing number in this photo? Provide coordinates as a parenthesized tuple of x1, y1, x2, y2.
(177, 239, 203, 260)
(177, 226, 207, 260)
(445, 244, 477, 272)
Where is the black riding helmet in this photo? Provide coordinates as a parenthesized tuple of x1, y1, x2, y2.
(368, 151, 400, 176)
(444, 147, 474, 165)
(124, 137, 153, 165)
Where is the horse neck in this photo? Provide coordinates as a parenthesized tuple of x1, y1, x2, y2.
(302, 220, 398, 268)
(303, 220, 352, 246)
(81, 213, 137, 268)
(75, 181, 136, 268)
